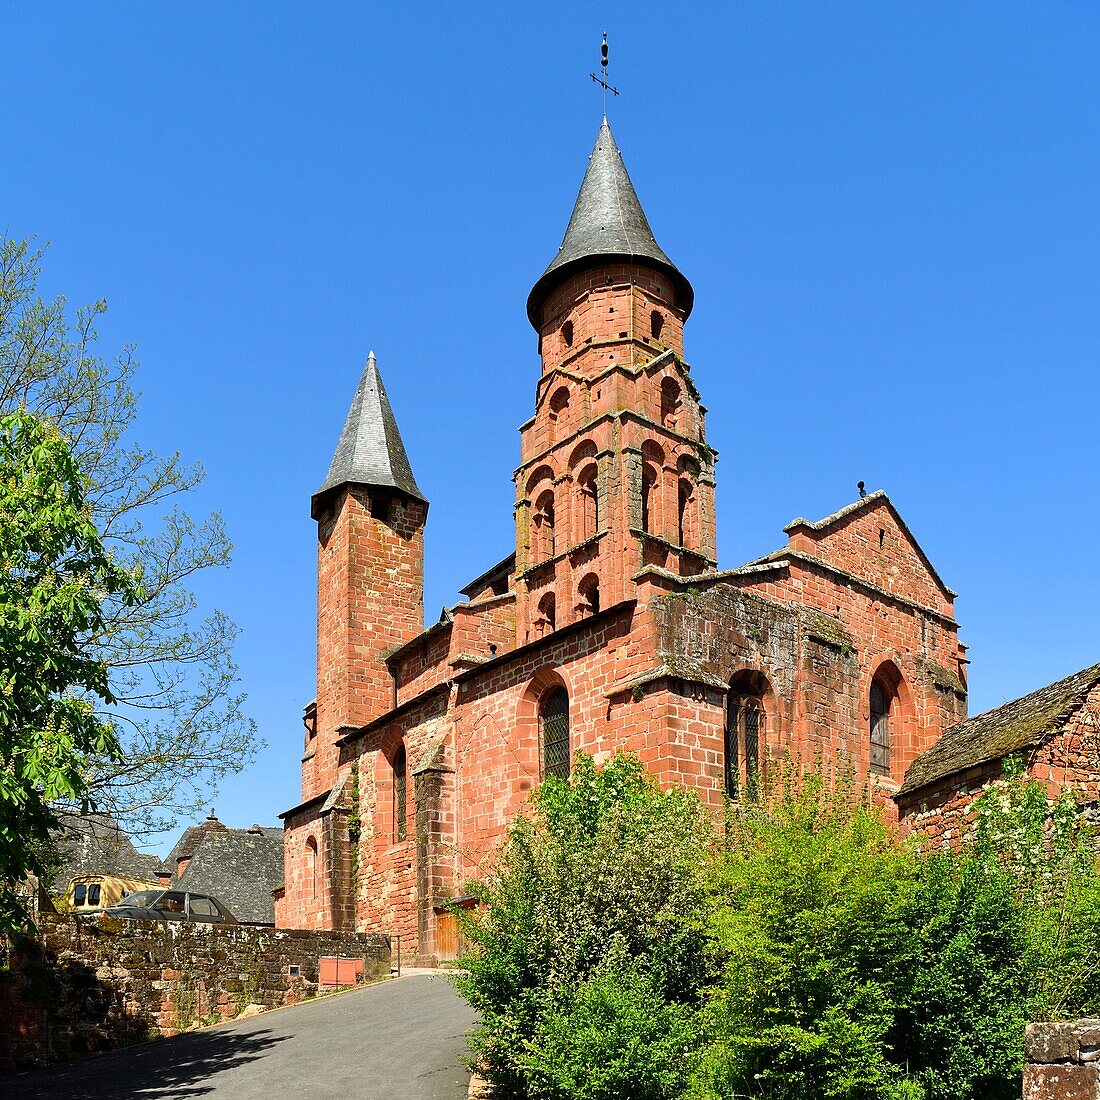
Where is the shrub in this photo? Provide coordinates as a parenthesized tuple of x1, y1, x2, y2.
(890, 851, 1028, 1100)
(455, 753, 716, 1099)
(691, 773, 921, 1100)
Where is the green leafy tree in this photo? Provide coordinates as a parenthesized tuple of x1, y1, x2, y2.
(0, 410, 139, 931)
(693, 774, 922, 1100)
(889, 851, 1028, 1100)
(456, 753, 716, 1100)
(971, 756, 1100, 1020)
(0, 238, 258, 836)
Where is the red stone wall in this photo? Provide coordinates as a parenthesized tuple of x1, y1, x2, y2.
(785, 497, 955, 618)
(307, 487, 426, 800)
(1024, 1019, 1100, 1099)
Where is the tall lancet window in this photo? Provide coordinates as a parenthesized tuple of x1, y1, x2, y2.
(393, 743, 408, 842)
(540, 688, 570, 781)
(870, 680, 891, 777)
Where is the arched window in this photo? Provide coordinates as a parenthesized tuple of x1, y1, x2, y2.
(725, 674, 768, 801)
(651, 310, 665, 340)
(677, 478, 694, 547)
(577, 464, 598, 540)
(534, 490, 556, 560)
(578, 574, 600, 617)
(548, 387, 570, 439)
(306, 836, 318, 898)
(870, 680, 891, 777)
(536, 592, 556, 638)
(539, 687, 570, 780)
(392, 743, 407, 842)
(561, 319, 574, 348)
(641, 466, 657, 534)
(660, 377, 681, 428)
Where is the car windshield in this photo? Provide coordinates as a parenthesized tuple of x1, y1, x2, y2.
(116, 890, 164, 907)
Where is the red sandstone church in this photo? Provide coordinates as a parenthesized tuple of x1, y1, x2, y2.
(273, 119, 1099, 955)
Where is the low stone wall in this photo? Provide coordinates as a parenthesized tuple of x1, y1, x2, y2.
(0, 913, 390, 1069)
(1025, 1019, 1100, 1099)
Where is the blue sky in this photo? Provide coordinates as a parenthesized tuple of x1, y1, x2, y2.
(3, 4, 1098, 852)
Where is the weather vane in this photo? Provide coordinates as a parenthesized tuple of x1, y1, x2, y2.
(589, 32, 619, 115)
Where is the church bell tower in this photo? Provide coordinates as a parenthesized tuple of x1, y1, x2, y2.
(514, 118, 717, 642)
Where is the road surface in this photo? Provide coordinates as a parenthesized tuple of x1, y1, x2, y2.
(5, 972, 476, 1099)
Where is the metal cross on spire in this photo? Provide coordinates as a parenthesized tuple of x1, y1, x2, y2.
(589, 32, 619, 116)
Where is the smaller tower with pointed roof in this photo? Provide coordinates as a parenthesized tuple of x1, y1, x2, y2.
(305, 352, 427, 800)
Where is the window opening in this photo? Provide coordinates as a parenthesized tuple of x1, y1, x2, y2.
(536, 592, 556, 638)
(306, 837, 318, 898)
(73, 884, 87, 906)
(660, 378, 681, 428)
(641, 467, 656, 534)
(561, 320, 574, 347)
(726, 688, 765, 801)
(579, 575, 600, 616)
(724, 703, 740, 799)
(87, 883, 101, 907)
(677, 479, 693, 546)
(370, 494, 392, 524)
(393, 743, 408, 842)
(870, 680, 891, 776)
(534, 490, 556, 560)
(540, 687, 570, 780)
(578, 466, 598, 540)
(651, 310, 664, 339)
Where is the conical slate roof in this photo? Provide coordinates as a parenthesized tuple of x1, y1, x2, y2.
(526, 117, 693, 329)
(312, 352, 425, 518)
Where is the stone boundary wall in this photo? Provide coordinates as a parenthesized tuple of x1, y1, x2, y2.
(1025, 1019, 1100, 1098)
(0, 913, 390, 1070)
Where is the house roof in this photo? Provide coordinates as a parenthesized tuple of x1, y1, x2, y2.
(176, 826, 284, 925)
(48, 810, 160, 892)
(898, 661, 1100, 797)
(459, 552, 516, 599)
(312, 351, 425, 518)
(162, 809, 229, 870)
(526, 117, 693, 329)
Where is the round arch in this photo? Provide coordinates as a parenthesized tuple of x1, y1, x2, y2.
(865, 659, 914, 781)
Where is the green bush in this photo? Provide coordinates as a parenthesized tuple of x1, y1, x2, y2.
(457, 754, 1100, 1100)
(889, 851, 1028, 1100)
(522, 947, 699, 1100)
(691, 773, 921, 1100)
(455, 753, 716, 1099)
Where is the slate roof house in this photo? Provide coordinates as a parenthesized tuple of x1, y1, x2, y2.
(898, 663, 1100, 841)
(160, 811, 284, 925)
(48, 811, 160, 895)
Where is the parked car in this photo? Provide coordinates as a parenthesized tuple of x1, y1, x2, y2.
(105, 888, 238, 924)
(68, 874, 162, 914)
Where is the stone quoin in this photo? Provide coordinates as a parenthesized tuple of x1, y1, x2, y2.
(273, 117, 1095, 957)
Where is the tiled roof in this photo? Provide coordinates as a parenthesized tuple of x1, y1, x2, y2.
(526, 118, 693, 328)
(162, 810, 229, 872)
(312, 351, 425, 516)
(176, 826, 284, 925)
(48, 811, 160, 892)
(899, 662, 1100, 796)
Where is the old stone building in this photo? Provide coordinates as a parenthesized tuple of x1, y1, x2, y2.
(275, 117, 976, 953)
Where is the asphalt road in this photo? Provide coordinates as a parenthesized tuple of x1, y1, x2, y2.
(4, 972, 477, 1100)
